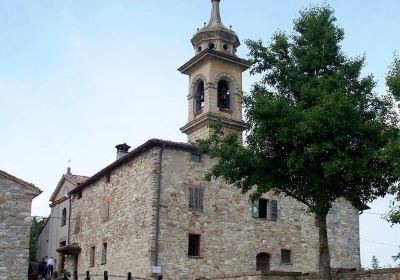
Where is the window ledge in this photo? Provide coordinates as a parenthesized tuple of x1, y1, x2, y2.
(281, 262, 293, 266)
(253, 217, 276, 222)
(188, 256, 203, 259)
(219, 108, 232, 113)
(188, 208, 204, 213)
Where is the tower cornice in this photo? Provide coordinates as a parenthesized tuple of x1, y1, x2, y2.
(178, 49, 250, 75)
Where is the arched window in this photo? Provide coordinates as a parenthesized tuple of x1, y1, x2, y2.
(217, 80, 230, 110)
(61, 208, 67, 226)
(195, 81, 205, 113)
(256, 253, 271, 272)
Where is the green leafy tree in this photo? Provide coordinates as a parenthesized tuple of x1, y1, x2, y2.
(199, 6, 400, 279)
(385, 55, 400, 263)
(29, 216, 44, 261)
(371, 255, 380, 269)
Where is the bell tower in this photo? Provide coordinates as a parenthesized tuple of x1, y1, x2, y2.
(179, 0, 250, 143)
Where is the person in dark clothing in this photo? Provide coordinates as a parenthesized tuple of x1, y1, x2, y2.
(38, 258, 47, 280)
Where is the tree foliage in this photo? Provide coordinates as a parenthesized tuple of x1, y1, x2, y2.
(371, 255, 380, 269)
(384, 55, 400, 263)
(29, 216, 44, 261)
(199, 5, 400, 278)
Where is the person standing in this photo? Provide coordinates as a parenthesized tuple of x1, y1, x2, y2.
(38, 258, 46, 280)
(47, 257, 55, 277)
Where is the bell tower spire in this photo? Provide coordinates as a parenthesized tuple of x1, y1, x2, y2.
(178, 0, 250, 144)
(208, 0, 223, 28)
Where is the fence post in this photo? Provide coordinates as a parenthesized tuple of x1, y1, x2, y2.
(104, 271, 108, 280)
(85, 271, 90, 280)
(127, 272, 132, 280)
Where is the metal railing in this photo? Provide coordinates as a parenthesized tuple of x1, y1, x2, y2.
(80, 271, 152, 280)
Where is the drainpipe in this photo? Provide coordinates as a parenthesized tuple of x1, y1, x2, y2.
(154, 144, 165, 276)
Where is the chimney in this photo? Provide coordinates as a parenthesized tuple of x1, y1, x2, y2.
(115, 143, 131, 160)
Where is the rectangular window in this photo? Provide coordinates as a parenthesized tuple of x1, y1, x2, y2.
(89, 246, 95, 267)
(281, 249, 291, 264)
(251, 199, 278, 221)
(259, 199, 268, 219)
(188, 234, 200, 257)
(77, 192, 82, 199)
(74, 214, 81, 234)
(101, 243, 107, 264)
(189, 187, 204, 210)
(102, 203, 110, 222)
(190, 152, 201, 162)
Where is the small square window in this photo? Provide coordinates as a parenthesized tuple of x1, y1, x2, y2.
(190, 152, 201, 163)
(281, 249, 291, 264)
(188, 234, 200, 257)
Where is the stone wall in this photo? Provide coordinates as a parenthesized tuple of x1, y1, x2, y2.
(196, 269, 400, 280)
(69, 148, 160, 278)
(0, 176, 36, 280)
(157, 148, 360, 279)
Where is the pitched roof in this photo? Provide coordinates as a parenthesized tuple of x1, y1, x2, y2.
(70, 139, 196, 195)
(49, 173, 89, 203)
(0, 169, 42, 197)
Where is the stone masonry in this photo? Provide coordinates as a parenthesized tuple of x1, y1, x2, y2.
(69, 147, 160, 278)
(157, 148, 360, 279)
(66, 141, 360, 279)
(0, 170, 41, 280)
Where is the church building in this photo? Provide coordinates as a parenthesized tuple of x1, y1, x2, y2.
(59, 1, 361, 279)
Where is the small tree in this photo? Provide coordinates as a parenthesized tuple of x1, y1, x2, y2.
(29, 216, 44, 261)
(200, 6, 400, 279)
(371, 255, 380, 269)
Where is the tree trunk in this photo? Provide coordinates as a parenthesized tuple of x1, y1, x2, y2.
(316, 213, 331, 280)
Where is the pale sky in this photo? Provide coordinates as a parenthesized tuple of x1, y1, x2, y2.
(0, 0, 399, 268)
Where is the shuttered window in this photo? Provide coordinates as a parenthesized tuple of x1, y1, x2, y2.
(271, 200, 278, 221)
(188, 234, 200, 256)
(189, 186, 204, 210)
(251, 199, 278, 221)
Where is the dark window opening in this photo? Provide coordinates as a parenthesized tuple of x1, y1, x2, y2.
(217, 80, 230, 109)
(89, 246, 95, 267)
(59, 241, 66, 271)
(259, 198, 268, 219)
(223, 44, 229, 51)
(77, 192, 82, 199)
(198, 46, 202, 52)
(106, 174, 111, 183)
(101, 243, 107, 264)
(281, 249, 291, 264)
(61, 208, 67, 226)
(191, 152, 201, 162)
(256, 253, 270, 272)
(208, 42, 215, 50)
(189, 186, 204, 210)
(188, 234, 200, 256)
(195, 81, 205, 113)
